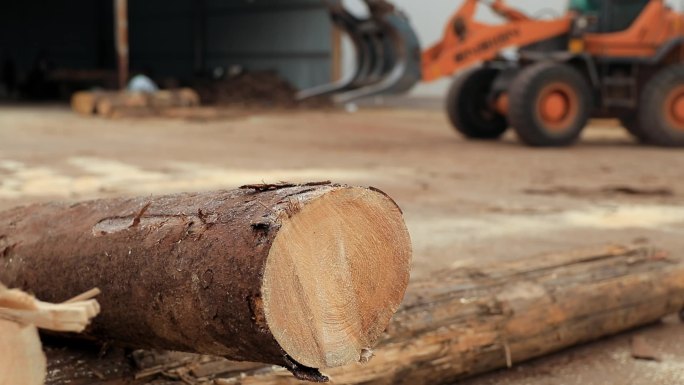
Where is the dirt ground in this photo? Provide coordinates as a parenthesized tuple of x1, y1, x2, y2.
(1, 103, 683, 384)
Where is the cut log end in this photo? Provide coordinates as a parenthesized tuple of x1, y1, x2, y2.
(262, 187, 412, 369)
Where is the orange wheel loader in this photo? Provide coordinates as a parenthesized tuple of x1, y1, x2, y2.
(304, 0, 684, 147)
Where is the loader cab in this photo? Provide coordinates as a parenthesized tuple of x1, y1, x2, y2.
(571, 0, 650, 33)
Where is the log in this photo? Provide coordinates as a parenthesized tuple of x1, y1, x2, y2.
(70, 91, 117, 115)
(41, 244, 684, 385)
(0, 183, 412, 380)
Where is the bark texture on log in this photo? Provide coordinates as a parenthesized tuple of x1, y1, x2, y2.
(0, 184, 411, 377)
(42, 245, 684, 385)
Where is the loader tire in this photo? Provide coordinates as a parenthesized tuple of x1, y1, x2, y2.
(509, 62, 591, 147)
(638, 64, 684, 147)
(446, 67, 508, 140)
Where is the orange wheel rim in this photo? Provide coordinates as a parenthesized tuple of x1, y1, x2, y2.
(494, 93, 509, 115)
(535, 82, 579, 132)
(664, 85, 684, 131)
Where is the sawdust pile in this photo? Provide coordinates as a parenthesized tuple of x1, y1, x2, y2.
(194, 71, 331, 109)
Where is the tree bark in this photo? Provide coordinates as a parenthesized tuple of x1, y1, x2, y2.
(42, 244, 684, 385)
(0, 184, 412, 380)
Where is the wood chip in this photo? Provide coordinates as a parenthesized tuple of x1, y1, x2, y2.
(0, 284, 100, 385)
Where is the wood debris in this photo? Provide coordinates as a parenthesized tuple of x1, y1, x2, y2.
(0, 283, 100, 385)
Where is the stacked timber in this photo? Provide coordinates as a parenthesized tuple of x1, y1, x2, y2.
(71, 88, 201, 118)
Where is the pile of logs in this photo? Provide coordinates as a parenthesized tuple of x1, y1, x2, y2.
(1, 183, 683, 385)
(71, 88, 201, 118)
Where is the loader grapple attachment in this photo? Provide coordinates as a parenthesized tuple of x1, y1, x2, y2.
(297, 0, 422, 103)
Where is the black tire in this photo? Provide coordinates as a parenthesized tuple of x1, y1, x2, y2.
(508, 62, 592, 147)
(446, 67, 508, 140)
(638, 64, 684, 147)
(619, 115, 649, 142)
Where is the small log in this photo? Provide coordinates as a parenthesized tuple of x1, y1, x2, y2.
(0, 184, 411, 379)
(70, 91, 116, 115)
(43, 245, 684, 384)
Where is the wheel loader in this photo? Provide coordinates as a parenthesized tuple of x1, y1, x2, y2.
(303, 0, 684, 147)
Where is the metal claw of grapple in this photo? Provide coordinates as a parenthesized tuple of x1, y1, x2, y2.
(297, 0, 421, 102)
